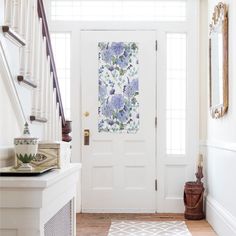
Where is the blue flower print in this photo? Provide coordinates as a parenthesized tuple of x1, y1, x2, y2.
(98, 42, 139, 133)
(124, 79, 138, 97)
(124, 84, 135, 98)
(101, 102, 113, 117)
(108, 120, 114, 126)
(111, 42, 125, 56)
(102, 48, 113, 63)
(99, 83, 107, 97)
(117, 56, 129, 69)
(111, 94, 125, 110)
(124, 48, 131, 57)
(117, 110, 129, 123)
(110, 89, 115, 95)
(130, 79, 138, 92)
(108, 66, 114, 71)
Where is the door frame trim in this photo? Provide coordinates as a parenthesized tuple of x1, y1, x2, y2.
(46, 0, 199, 213)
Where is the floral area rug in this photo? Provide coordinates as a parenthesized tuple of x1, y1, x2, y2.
(108, 221, 192, 236)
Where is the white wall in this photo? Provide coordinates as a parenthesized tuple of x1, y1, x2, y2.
(0, 76, 21, 146)
(0, 72, 21, 167)
(201, 0, 236, 235)
(0, 0, 22, 165)
(207, 0, 236, 142)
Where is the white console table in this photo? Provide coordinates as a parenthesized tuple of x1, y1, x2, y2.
(0, 164, 81, 236)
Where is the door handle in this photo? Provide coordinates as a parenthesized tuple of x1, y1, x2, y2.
(84, 129, 90, 145)
(84, 111, 90, 117)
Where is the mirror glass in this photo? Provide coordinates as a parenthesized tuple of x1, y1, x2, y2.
(210, 23, 223, 105)
(209, 3, 228, 119)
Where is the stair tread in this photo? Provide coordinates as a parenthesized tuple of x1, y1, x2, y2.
(30, 115, 47, 123)
(2, 26, 26, 47)
(17, 75, 37, 88)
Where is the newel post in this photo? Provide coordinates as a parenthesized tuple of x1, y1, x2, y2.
(62, 120, 72, 142)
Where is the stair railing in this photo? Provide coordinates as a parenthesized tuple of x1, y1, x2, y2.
(3, 0, 71, 142)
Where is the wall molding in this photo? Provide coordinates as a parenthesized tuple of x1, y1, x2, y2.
(206, 195, 236, 236)
(200, 139, 236, 152)
(0, 146, 15, 167)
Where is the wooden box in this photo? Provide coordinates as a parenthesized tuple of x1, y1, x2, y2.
(16, 141, 71, 169)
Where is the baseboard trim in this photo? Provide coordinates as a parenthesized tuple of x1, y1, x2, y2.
(82, 208, 156, 213)
(206, 195, 236, 236)
(200, 139, 236, 152)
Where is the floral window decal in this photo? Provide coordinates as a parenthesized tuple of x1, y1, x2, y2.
(98, 42, 139, 133)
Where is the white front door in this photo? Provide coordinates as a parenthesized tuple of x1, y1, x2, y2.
(81, 31, 157, 213)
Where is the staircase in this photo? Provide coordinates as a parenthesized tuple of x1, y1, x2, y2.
(0, 0, 71, 142)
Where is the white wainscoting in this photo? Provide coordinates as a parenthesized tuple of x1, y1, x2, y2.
(206, 195, 236, 236)
(200, 140, 236, 236)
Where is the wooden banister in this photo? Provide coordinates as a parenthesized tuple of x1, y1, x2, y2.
(37, 0, 65, 127)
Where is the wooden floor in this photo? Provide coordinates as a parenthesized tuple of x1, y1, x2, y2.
(76, 213, 217, 236)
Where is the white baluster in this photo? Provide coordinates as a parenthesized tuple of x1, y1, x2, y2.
(56, 104, 59, 141)
(20, 0, 30, 75)
(59, 116, 62, 141)
(52, 89, 56, 140)
(29, 0, 38, 83)
(12, 0, 19, 32)
(4, 0, 13, 26)
(24, 0, 34, 79)
(19, 0, 31, 76)
(40, 37, 47, 118)
(32, 19, 42, 116)
(31, 19, 41, 116)
(18, 0, 26, 37)
(57, 104, 60, 141)
(43, 56, 50, 140)
(50, 93, 54, 141)
(47, 72, 54, 141)
(36, 33, 44, 118)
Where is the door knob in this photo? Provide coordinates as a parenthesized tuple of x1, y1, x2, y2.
(84, 129, 90, 145)
(84, 112, 90, 117)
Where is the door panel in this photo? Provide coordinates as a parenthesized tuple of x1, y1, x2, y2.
(81, 31, 156, 212)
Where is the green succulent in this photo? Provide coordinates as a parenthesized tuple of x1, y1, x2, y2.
(17, 153, 36, 163)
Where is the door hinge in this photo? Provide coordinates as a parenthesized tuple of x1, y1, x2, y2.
(155, 179, 158, 191)
(155, 117, 157, 127)
(155, 40, 158, 51)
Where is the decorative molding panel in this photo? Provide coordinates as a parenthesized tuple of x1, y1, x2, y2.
(200, 140, 236, 235)
(206, 195, 236, 236)
(199, 139, 236, 152)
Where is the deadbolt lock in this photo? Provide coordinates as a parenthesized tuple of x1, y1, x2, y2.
(84, 129, 90, 145)
(84, 130, 90, 137)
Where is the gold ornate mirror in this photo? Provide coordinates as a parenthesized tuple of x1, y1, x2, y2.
(209, 2, 228, 119)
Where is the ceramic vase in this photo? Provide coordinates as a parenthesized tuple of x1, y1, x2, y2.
(14, 123, 38, 171)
